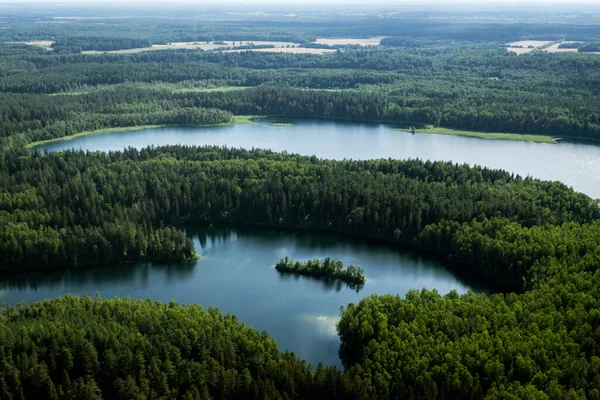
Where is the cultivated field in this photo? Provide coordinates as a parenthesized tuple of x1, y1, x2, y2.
(544, 42, 600, 54)
(506, 40, 552, 55)
(545, 42, 581, 53)
(15, 39, 340, 55)
(12, 40, 54, 50)
(314, 37, 386, 46)
(81, 40, 301, 54)
(223, 47, 336, 54)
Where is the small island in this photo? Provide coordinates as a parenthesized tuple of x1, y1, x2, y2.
(275, 257, 366, 285)
(268, 120, 294, 127)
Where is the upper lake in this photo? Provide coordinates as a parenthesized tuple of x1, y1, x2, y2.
(32, 119, 600, 198)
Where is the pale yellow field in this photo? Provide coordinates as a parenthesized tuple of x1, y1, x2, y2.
(213, 41, 299, 48)
(314, 37, 386, 46)
(506, 40, 552, 55)
(544, 42, 581, 53)
(12, 40, 54, 50)
(81, 40, 301, 54)
(223, 47, 336, 54)
(542, 42, 600, 55)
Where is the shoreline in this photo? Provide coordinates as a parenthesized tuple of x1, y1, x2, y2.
(27, 114, 589, 150)
(26, 115, 260, 150)
(408, 127, 556, 144)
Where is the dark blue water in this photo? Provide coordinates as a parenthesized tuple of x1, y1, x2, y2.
(0, 225, 484, 368)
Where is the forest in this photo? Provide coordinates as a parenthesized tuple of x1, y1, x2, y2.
(1, 4, 600, 399)
(1, 146, 599, 398)
(275, 257, 366, 285)
(2, 38, 600, 142)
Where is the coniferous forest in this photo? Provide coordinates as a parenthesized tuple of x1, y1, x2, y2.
(1, 3, 600, 399)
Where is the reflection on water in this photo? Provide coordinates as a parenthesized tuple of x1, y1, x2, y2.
(0, 262, 196, 294)
(0, 224, 486, 367)
(277, 270, 363, 293)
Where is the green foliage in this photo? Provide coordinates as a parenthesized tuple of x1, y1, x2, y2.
(275, 256, 366, 286)
(0, 295, 351, 399)
(51, 37, 152, 52)
(578, 42, 600, 52)
(2, 146, 597, 289)
(2, 42, 600, 141)
(1, 10, 600, 399)
(337, 247, 600, 398)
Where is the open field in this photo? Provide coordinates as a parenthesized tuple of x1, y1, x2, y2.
(212, 40, 299, 48)
(545, 42, 581, 53)
(544, 42, 600, 54)
(50, 85, 250, 96)
(11, 40, 54, 50)
(506, 40, 552, 54)
(314, 37, 386, 46)
(406, 126, 556, 143)
(26, 115, 260, 149)
(82, 42, 217, 54)
(81, 40, 300, 54)
(224, 47, 336, 54)
(224, 47, 335, 54)
(171, 86, 250, 93)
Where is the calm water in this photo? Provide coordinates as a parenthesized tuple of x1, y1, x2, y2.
(19, 119, 600, 366)
(0, 225, 483, 368)
(33, 119, 600, 198)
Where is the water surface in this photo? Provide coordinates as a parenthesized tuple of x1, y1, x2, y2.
(0, 225, 482, 367)
(33, 119, 600, 198)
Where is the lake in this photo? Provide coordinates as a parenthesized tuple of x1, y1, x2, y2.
(32, 118, 600, 199)
(18, 118, 600, 366)
(0, 225, 484, 368)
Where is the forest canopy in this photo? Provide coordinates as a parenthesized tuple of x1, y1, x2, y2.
(1, 6, 600, 399)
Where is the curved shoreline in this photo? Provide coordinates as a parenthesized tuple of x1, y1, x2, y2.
(26, 115, 575, 150)
(26, 115, 260, 150)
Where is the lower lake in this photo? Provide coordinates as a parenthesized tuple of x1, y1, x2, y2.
(0, 225, 484, 368)
(32, 118, 600, 199)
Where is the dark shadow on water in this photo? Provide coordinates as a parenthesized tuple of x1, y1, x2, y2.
(0, 261, 196, 294)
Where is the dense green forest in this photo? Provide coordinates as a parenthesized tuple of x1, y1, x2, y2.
(2, 41, 600, 142)
(578, 42, 600, 52)
(1, 146, 599, 397)
(1, 5, 600, 399)
(0, 295, 352, 399)
(3, 146, 598, 291)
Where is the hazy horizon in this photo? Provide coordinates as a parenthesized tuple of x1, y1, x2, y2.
(3, 0, 600, 15)
(3, 0, 600, 6)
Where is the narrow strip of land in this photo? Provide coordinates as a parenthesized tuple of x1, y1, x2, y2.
(406, 126, 556, 144)
(26, 116, 259, 149)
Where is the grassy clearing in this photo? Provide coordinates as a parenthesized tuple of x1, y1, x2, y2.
(26, 125, 163, 149)
(10, 40, 54, 50)
(545, 42, 580, 53)
(26, 115, 261, 149)
(81, 41, 301, 55)
(400, 126, 556, 144)
(506, 40, 553, 55)
(224, 48, 335, 54)
(171, 86, 250, 93)
(314, 37, 386, 46)
(50, 85, 250, 96)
